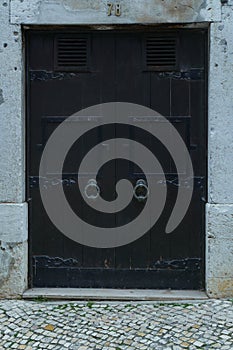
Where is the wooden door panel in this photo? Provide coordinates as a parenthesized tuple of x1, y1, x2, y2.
(27, 29, 207, 289)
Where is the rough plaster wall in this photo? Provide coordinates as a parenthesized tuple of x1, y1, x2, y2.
(209, 4, 233, 204)
(0, 0, 27, 297)
(10, 0, 221, 25)
(0, 0, 24, 203)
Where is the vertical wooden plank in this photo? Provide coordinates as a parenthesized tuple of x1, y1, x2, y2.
(114, 32, 151, 270)
(81, 32, 116, 270)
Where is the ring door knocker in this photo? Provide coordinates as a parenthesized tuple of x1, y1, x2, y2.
(133, 179, 149, 202)
(84, 179, 100, 200)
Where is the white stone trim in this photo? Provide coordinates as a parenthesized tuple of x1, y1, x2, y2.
(206, 204, 233, 297)
(0, 203, 28, 243)
(209, 7, 233, 204)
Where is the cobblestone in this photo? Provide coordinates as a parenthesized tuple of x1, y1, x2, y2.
(0, 300, 232, 349)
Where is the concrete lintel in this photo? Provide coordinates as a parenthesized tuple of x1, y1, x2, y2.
(10, 0, 221, 25)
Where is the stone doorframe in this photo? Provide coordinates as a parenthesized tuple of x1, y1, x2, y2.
(0, 0, 232, 298)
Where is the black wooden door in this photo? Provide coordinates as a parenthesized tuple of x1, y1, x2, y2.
(27, 29, 207, 289)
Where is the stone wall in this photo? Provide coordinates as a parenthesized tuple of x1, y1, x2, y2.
(0, 0, 27, 297)
(0, 0, 232, 297)
(207, 3, 233, 297)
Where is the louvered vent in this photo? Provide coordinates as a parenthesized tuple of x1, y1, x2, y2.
(145, 35, 177, 70)
(54, 35, 90, 71)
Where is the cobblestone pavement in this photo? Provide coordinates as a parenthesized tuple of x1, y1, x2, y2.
(0, 299, 232, 350)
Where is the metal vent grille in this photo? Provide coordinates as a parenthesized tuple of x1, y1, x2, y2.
(145, 35, 177, 70)
(54, 35, 90, 71)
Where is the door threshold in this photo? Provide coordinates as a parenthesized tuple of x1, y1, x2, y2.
(23, 288, 208, 301)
